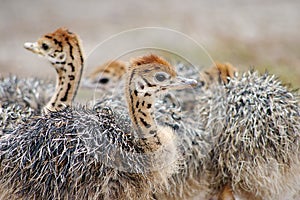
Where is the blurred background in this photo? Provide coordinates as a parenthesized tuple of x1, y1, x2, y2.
(0, 0, 299, 88)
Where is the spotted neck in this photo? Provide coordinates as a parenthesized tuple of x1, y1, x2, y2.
(44, 40, 84, 113)
(126, 70, 158, 139)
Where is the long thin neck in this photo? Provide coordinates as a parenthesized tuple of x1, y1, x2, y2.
(126, 72, 158, 139)
(126, 69, 177, 157)
(44, 44, 84, 113)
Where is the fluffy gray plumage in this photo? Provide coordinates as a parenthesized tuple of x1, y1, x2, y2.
(205, 71, 300, 199)
(153, 70, 300, 200)
(0, 75, 53, 134)
(0, 104, 179, 200)
(89, 63, 219, 199)
(1, 69, 298, 200)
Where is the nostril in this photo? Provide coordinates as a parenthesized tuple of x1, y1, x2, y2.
(198, 80, 205, 87)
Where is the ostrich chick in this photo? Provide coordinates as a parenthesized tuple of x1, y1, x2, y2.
(0, 44, 197, 200)
(24, 27, 84, 113)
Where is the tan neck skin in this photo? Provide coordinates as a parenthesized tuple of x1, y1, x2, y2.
(126, 68, 163, 152)
(44, 41, 84, 113)
(128, 85, 158, 138)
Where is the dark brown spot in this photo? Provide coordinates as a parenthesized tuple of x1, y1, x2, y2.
(142, 77, 156, 87)
(140, 117, 151, 128)
(147, 104, 152, 109)
(66, 38, 74, 60)
(60, 83, 72, 102)
(56, 61, 66, 65)
(129, 88, 138, 132)
(144, 92, 151, 97)
(138, 82, 144, 90)
(267, 108, 272, 115)
(53, 38, 62, 49)
(68, 62, 75, 72)
(138, 109, 147, 117)
(68, 75, 75, 80)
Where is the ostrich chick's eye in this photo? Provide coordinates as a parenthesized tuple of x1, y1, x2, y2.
(98, 78, 109, 84)
(42, 43, 49, 51)
(155, 72, 168, 82)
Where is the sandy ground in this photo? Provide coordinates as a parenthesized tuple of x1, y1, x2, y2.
(0, 0, 299, 87)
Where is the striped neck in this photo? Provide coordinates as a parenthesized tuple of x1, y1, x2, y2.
(126, 69, 158, 139)
(44, 41, 84, 113)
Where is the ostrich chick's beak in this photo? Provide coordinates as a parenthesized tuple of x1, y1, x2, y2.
(24, 42, 42, 55)
(166, 77, 198, 91)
